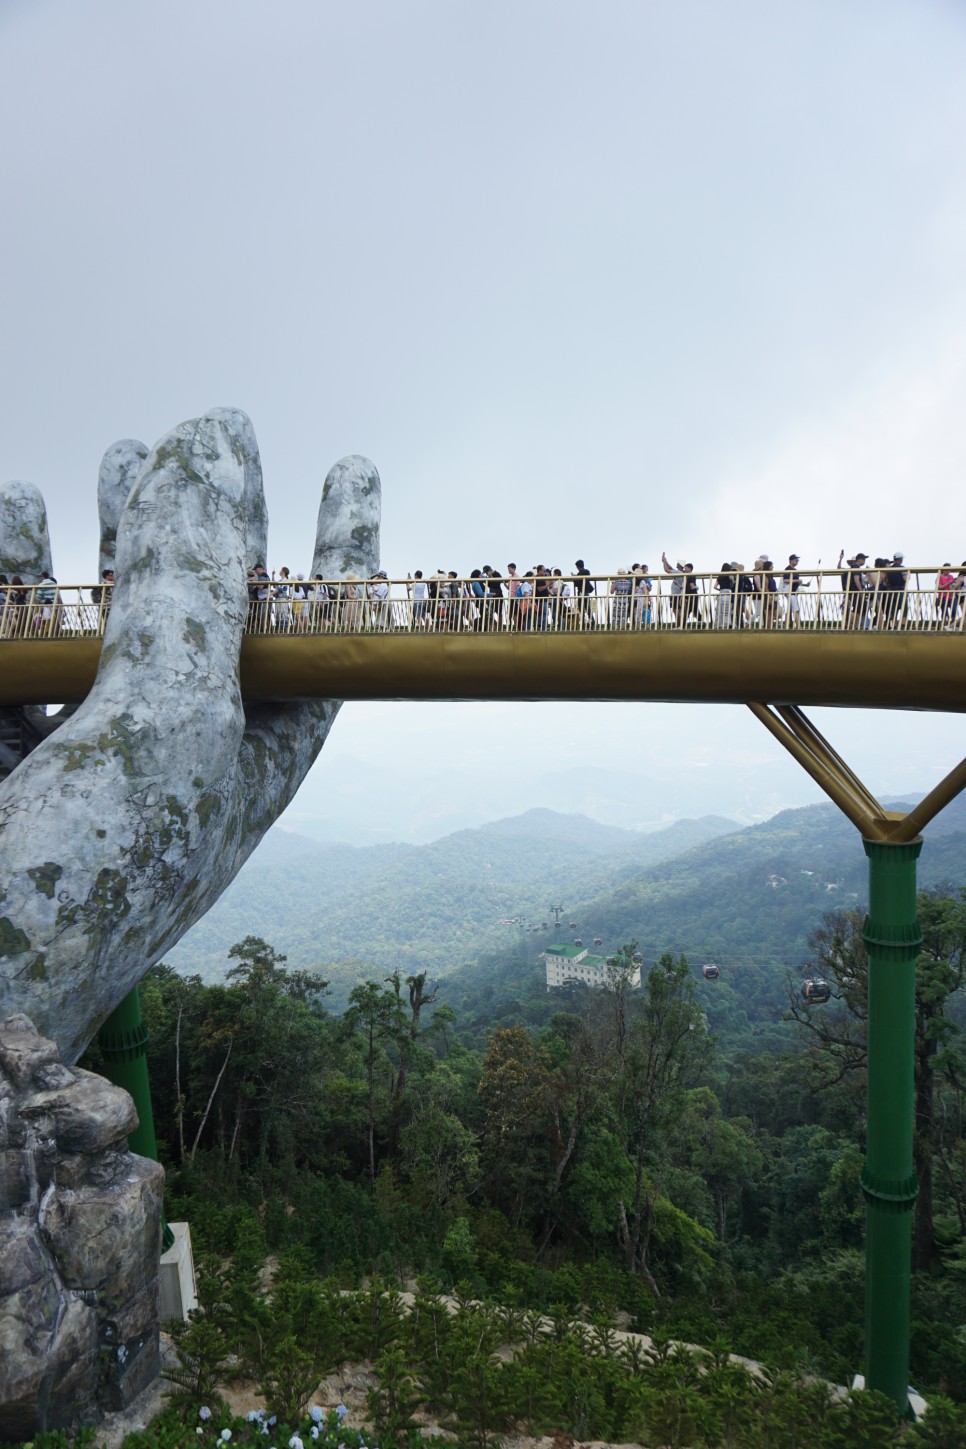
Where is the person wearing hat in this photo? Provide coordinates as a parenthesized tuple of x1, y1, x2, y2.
(878, 552, 908, 630)
(368, 569, 390, 631)
(838, 549, 870, 628)
(779, 554, 809, 628)
(610, 566, 633, 628)
(291, 571, 307, 631)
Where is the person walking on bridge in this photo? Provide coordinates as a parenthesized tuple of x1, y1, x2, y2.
(839, 550, 869, 628)
(574, 560, 596, 629)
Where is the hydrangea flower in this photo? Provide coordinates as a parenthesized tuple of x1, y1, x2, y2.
(221, 1432, 232, 1443)
(289, 1436, 303, 1449)
(199, 1408, 212, 1422)
(335, 1405, 348, 1420)
(308, 1407, 323, 1425)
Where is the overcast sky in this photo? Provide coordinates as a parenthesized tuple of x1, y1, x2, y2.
(3, 0, 965, 841)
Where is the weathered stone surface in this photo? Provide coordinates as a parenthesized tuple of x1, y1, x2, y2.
(97, 439, 149, 579)
(0, 411, 380, 1066)
(0, 1015, 62, 1087)
(0, 1016, 161, 1437)
(21, 1068, 138, 1154)
(40, 1156, 162, 1293)
(0, 480, 52, 581)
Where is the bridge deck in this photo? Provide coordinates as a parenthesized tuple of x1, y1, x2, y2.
(2, 630, 964, 711)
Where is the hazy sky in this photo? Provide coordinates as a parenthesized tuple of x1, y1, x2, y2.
(3, 0, 965, 840)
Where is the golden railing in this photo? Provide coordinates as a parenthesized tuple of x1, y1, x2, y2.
(1, 569, 962, 640)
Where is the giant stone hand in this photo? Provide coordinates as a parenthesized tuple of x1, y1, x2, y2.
(0, 409, 379, 1064)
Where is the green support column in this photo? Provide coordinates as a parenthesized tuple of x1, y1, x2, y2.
(98, 986, 174, 1252)
(861, 838, 922, 1416)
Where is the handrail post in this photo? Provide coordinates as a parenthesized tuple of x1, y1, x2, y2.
(861, 836, 922, 1417)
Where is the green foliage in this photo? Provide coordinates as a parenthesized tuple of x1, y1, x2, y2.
(118, 881, 966, 1430)
(257, 1333, 318, 1424)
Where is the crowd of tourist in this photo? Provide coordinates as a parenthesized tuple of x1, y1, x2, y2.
(239, 553, 966, 633)
(2, 555, 963, 637)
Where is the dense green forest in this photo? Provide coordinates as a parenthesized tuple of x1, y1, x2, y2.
(73, 887, 966, 1445)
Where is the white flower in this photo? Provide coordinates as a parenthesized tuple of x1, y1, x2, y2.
(289, 1436, 303, 1449)
(221, 1432, 232, 1443)
(310, 1432, 319, 1442)
(199, 1407, 212, 1421)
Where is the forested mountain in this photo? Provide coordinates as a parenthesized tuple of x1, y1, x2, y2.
(165, 808, 738, 994)
(168, 794, 966, 1014)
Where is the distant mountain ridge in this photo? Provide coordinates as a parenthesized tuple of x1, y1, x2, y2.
(166, 808, 739, 994)
(167, 794, 966, 1011)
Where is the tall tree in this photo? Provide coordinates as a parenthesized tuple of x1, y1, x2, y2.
(344, 980, 406, 1188)
(791, 893, 966, 1270)
(611, 953, 711, 1291)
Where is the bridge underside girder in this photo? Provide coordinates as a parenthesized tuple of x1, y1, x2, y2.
(2, 631, 965, 712)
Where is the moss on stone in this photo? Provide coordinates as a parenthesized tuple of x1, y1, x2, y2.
(0, 917, 30, 956)
(194, 793, 221, 829)
(183, 618, 206, 650)
(27, 863, 63, 900)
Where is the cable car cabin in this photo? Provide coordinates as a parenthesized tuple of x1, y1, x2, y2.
(801, 977, 831, 1005)
(702, 963, 720, 980)
(541, 922, 548, 929)
(569, 920, 578, 929)
(593, 936, 603, 947)
(573, 937, 583, 946)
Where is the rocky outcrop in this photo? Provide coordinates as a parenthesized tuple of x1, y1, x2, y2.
(0, 1013, 163, 1438)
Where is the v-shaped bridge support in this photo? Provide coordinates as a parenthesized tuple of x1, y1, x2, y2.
(749, 701, 966, 1416)
(747, 702, 966, 843)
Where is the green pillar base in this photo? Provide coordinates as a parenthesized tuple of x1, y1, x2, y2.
(861, 837, 922, 1417)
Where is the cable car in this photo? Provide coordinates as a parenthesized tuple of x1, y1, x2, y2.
(801, 977, 831, 1005)
(631, 951, 643, 965)
(569, 920, 578, 929)
(541, 921, 548, 930)
(702, 963, 720, 980)
(593, 936, 603, 947)
(573, 937, 583, 946)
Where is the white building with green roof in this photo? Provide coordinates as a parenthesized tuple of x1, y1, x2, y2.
(543, 944, 641, 991)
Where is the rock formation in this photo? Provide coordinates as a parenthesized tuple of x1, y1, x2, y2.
(0, 1013, 163, 1437)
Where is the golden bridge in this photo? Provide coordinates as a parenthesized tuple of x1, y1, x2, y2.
(1, 569, 964, 717)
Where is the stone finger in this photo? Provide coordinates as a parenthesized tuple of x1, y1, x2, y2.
(312, 455, 381, 578)
(97, 440, 148, 577)
(0, 481, 53, 581)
